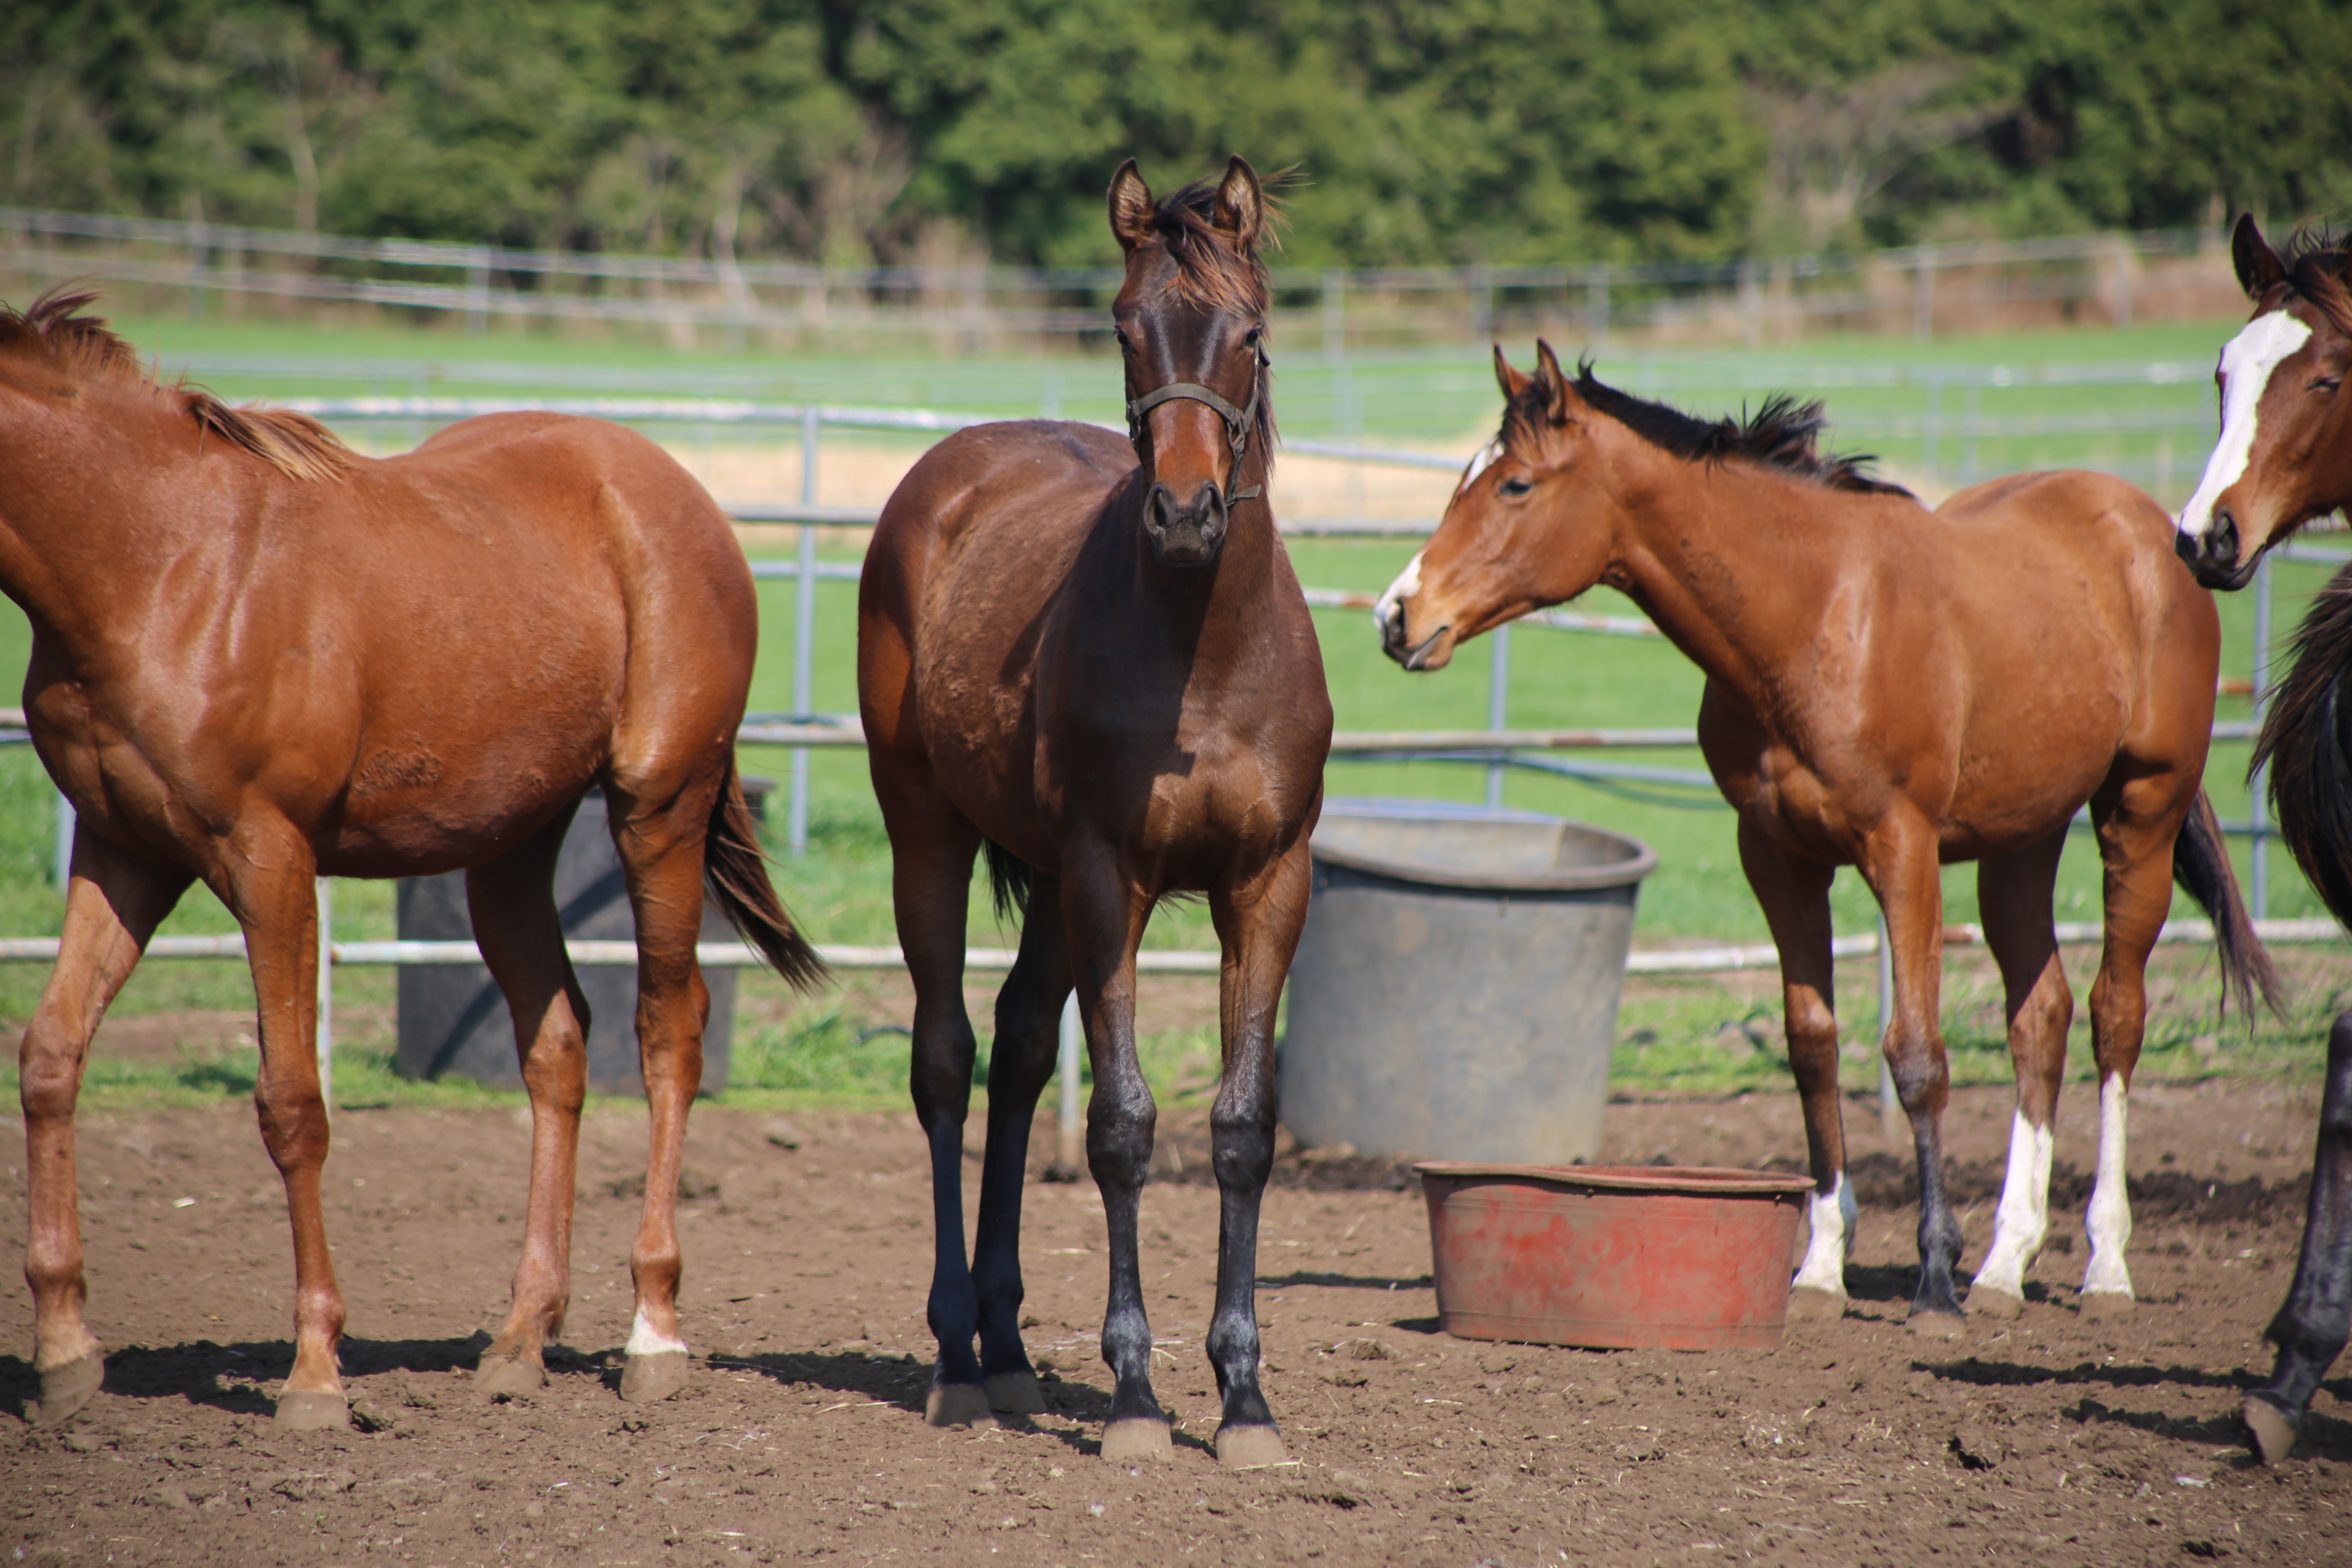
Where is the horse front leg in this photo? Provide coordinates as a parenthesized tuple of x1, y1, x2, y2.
(222, 829, 350, 1427)
(20, 832, 187, 1425)
(1736, 824, 1849, 1317)
(1863, 817, 1965, 1334)
(1202, 842, 1311, 1468)
(2244, 1009, 2352, 1461)
(1062, 844, 1165, 1461)
(1968, 833, 2072, 1318)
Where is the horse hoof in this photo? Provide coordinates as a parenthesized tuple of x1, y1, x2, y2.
(273, 1389, 351, 1431)
(1215, 1424, 1290, 1468)
(1100, 1418, 1173, 1462)
(474, 1353, 546, 1399)
(984, 1370, 1047, 1415)
(1965, 1285, 2024, 1321)
(1904, 1308, 1967, 1339)
(925, 1382, 997, 1429)
(619, 1350, 690, 1403)
(33, 1355, 106, 1427)
(2242, 1394, 2300, 1464)
(1784, 1287, 1848, 1321)
(2078, 1290, 2134, 1321)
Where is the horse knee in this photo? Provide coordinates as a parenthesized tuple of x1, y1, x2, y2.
(1086, 1096, 1156, 1190)
(1209, 1100, 1275, 1190)
(17, 1018, 86, 1121)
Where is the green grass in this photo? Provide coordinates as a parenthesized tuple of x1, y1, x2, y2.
(1, 305, 2338, 1114)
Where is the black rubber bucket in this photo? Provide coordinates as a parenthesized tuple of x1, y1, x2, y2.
(1277, 799, 1655, 1164)
(392, 782, 768, 1094)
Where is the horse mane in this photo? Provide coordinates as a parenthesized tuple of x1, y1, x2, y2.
(0, 286, 353, 482)
(2276, 226, 2352, 341)
(1510, 360, 1913, 499)
(2253, 557, 2352, 932)
(1138, 174, 1291, 461)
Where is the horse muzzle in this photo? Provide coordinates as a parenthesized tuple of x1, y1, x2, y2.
(1145, 481, 1227, 566)
(2174, 508, 2259, 591)
(1379, 604, 1454, 670)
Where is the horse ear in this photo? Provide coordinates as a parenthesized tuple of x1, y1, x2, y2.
(1212, 156, 1265, 250)
(2234, 213, 2287, 299)
(1107, 160, 1156, 253)
(1533, 339, 1575, 423)
(1492, 343, 1532, 401)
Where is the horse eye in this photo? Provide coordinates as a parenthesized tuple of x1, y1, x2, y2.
(1243, 326, 1263, 349)
(2315, 376, 2343, 394)
(1499, 476, 1534, 498)
(1114, 328, 1132, 354)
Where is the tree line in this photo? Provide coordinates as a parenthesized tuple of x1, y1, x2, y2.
(6, 0, 2346, 271)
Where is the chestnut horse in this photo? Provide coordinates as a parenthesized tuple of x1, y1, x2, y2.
(2176, 215, 2352, 1461)
(1, 291, 821, 1429)
(857, 158, 1330, 1465)
(1380, 342, 2273, 1332)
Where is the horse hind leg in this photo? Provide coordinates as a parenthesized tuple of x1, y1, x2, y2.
(2243, 1009, 2352, 1461)
(465, 806, 591, 1397)
(604, 776, 721, 1403)
(1967, 834, 2072, 1319)
(20, 835, 187, 1425)
(969, 873, 1072, 1416)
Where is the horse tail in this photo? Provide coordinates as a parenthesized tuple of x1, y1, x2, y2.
(2257, 558, 2352, 937)
(702, 758, 829, 991)
(2171, 788, 2285, 1022)
(983, 839, 1034, 924)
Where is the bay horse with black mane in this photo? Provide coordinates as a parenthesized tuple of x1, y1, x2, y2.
(857, 156, 1330, 1465)
(0, 290, 822, 1429)
(1379, 341, 2274, 1334)
(2175, 214, 2352, 1461)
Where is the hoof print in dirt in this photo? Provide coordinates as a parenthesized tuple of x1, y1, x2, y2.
(926, 1382, 997, 1429)
(1214, 1423, 1290, 1468)
(273, 1389, 350, 1431)
(984, 1370, 1047, 1414)
(618, 1350, 690, 1403)
(2241, 1395, 2299, 1464)
(1100, 1418, 1173, 1462)
(32, 1354, 106, 1428)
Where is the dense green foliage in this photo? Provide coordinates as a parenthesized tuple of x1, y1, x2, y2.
(8, 0, 2347, 267)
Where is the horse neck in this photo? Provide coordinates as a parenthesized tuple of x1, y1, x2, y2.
(1597, 444, 1854, 706)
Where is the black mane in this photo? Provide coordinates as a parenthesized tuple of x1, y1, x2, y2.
(2279, 225, 2352, 338)
(1511, 361, 1912, 498)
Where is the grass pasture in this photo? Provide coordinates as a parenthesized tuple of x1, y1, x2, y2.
(1, 305, 2342, 1116)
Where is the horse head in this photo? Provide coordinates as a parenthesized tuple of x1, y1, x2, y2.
(1378, 340, 1616, 670)
(2176, 215, 2352, 589)
(1107, 156, 1273, 568)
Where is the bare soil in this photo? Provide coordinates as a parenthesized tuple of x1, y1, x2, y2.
(2, 1071, 2347, 1567)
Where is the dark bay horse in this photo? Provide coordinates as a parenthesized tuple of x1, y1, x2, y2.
(2176, 216, 2352, 1461)
(0, 291, 821, 1429)
(857, 158, 1331, 1466)
(1379, 342, 2273, 1332)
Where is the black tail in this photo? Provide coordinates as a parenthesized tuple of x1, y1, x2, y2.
(703, 757, 828, 991)
(2172, 788, 2285, 1022)
(2258, 557, 2352, 938)
(982, 839, 1034, 924)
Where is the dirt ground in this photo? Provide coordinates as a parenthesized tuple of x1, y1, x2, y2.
(1, 1068, 2346, 1567)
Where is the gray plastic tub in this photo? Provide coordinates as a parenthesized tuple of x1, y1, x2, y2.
(393, 784, 767, 1094)
(1277, 799, 1655, 1164)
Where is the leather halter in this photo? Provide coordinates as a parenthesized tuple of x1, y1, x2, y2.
(1125, 343, 1270, 505)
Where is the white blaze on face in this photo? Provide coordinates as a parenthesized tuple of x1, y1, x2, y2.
(1373, 548, 1425, 640)
(2082, 1074, 2134, 1300)
(1789, 1171, 1857, 1296)
(2178, 311, 2314, 545)
(1456, 436, 1506, 497)
(1971, 1110, 2056, 1301)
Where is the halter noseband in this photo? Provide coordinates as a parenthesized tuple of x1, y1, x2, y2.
(1124, 344, 1269, 505)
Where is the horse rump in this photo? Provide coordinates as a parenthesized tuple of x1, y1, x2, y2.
(703, 757, 828, 990)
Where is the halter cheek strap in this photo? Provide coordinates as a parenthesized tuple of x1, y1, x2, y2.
(1125, 348, 1269, 504)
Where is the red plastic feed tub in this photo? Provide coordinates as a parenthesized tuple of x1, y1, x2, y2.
(1416, 1163, 1816, 1351)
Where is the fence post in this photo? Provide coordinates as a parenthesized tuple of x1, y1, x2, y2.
(1486, 622, 1511, 810)
(466, 248, 490, 337)
(54, 791, 74, 890)
(2250, 553, 2275, 918)
(316, 877, 333, 1117)
(789, 403, 820, 856)
(1056, 992, 1082, 1173)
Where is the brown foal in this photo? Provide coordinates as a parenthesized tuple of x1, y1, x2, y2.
(0, 292, 820, 1428)
(858, 158, 1331, 1464)
(1380, 342, 2271, 1332)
